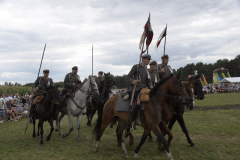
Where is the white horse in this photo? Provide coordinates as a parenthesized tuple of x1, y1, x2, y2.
(56, 76, 99, 141)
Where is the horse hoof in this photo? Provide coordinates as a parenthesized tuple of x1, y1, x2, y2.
(133, 153, 138, 158)
(159, 145, 165, 152)
(32, 134, 36, 138)
(46, 137, 50, 141)
(123, 153, 129, 158)
(148, 137, 153, 142)
(93, 148, 98, 152)
(55, 129, 58, 132)
(40, 143, 44, 146)
(190, 144, 196, 148)
(78, 139, 81, 142)
(129, 141, 133, 146)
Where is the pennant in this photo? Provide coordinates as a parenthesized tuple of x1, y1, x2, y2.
(139, 21, 153, 55)
(155, 27, 167, 51)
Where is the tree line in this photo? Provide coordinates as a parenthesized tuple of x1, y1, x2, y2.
(2, 55, 239, 88)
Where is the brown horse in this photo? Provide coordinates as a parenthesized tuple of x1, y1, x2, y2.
(93, 74, 189, 159)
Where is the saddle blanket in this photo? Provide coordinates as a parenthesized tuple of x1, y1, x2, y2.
(115, 97, 145, 112)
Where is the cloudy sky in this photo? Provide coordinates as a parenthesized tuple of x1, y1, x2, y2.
(0, 0, 239, 85)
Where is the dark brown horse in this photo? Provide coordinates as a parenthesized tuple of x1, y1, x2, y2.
(32, 85, 62, 146)
(93, 74, 189, 159)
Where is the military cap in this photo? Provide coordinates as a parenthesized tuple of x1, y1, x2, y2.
(149, 60, 157, 65)
(142, 54, 152, 60)
(98, 71, 103, 74)
(43, 69, 49, 73)
(72, 66, 78, 70)
(161, 54, 169, 59)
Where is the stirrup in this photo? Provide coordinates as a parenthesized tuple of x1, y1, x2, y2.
(131, 122, 136, 130)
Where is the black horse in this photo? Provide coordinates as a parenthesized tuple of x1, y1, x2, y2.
(86, 73, 115, 127)
(32, 85, 62, 146)
(166, 75, 204, 147)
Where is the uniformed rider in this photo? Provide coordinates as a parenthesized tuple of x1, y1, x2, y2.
(95, 71, 104, 89)
(28, 69, 55, 123)
(126, 54, 153, 129)
(62, 66, 82, 97)
(157, 54, 173, 79)
(148, 60, 160, 86)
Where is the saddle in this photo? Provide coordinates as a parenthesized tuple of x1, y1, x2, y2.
(58, 90, 73, 109)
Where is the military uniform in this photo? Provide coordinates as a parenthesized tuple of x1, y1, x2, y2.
(126, 54, 152, 129)
(62, 72, 81, 93)
(95, 77, 104, 88)
(157, 55, 173, 79)
(32, 76, 54, 98)
(148, 61, 160, 86)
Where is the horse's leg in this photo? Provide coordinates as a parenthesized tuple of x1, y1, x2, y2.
(168, 113, 177, 131)
(116, 124, 121, 147)
(63, 114, 73, 137)
(77, 113, 83, 142)
(86, 103, 91, 126)
(127, 126, 134, 146)
(32, 118, 36, 138)
(116, 122, 129, 157)
(56, 112, 65, 137)
(177, 113, 195, 147)
(89, 109, 96, 127)
(94, 113, 114, 152)
(46, 118, 54, 141)
(133, 128, 151, 158)
(151, 125, 173, 160)
(37, 121, 40, 137)
(148, 132, 153, 142)
(39, 119, 44, 146)
(158, 123, 173, 152)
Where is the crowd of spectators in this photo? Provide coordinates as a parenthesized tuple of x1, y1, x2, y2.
(202, 83, 240, 94)
(0, 92, 33, 123)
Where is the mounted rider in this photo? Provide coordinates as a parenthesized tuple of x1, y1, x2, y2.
(62, 66, 82, 98)
(148, 60, 160, 86)
(28, 69, 56, 123)
(157, 54, 173, 79)
(95, 71, 104, 89)
(126, 54, 153, 129)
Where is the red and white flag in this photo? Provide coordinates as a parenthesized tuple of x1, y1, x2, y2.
(139, 20, 153, 55)
(155, 26, 167, 51)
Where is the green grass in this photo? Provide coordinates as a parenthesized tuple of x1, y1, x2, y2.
(195, 93, 240, 106)
(0, 86, 32, 95)
(1, 109, 240, 160)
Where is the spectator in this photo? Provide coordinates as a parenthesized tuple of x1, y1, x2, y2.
(0, 93, 7, 123)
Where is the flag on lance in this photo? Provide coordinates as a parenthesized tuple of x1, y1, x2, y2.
(155, 26, 167, 51)
(139, 20, 153, 55)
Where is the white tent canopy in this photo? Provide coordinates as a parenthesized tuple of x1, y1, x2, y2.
(220, 77, 240, 83)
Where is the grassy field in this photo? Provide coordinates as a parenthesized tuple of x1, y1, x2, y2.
(195, 93, 240, 106)
(1, 108, 240, 160)
(0, 86, 32, 95)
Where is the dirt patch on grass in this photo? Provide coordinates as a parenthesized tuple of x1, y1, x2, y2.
(186, 104, 240, 111)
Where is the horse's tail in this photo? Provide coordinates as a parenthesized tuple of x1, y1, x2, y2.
(92, 103, 104, 141)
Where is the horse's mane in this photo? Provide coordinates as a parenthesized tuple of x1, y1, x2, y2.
(150, 75, 173, 96)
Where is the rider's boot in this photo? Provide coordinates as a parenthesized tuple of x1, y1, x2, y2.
(27, 104, 35, 123)
(131, 106, 139, 130)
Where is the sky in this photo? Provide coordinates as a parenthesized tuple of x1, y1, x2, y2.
(0, 0, 239, 85)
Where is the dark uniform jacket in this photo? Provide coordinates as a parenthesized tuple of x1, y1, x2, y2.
(63, 72, 81, 91)
(157, 63, 173, 79)
(95, 77, 104, 88)
(32, 76, 54, 97)
(126, 63, 152, 91)
(148, 69, 160, 86)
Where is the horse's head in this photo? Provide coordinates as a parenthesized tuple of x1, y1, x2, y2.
(47, 85, 62, 105)
(192, 74, 205, 100)
(89, 75, 99, 97)
(184, 81, 195, 110)
(171, 73, 189, 105)
(96, 73, 114, 104)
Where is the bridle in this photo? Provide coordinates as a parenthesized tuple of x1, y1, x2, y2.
(80, 77, 98, 96)
(193, 79, 203, 99)
(184, 81, 194, 103)
(157, 76, 188, 103)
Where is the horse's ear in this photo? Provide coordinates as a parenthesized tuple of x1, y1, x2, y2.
(177, 72, 180, 79)
(56, 85, 59, 89)
(197, 74, 201, 79)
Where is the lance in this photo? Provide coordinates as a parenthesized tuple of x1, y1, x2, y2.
(123, 13, 150, 141)
(37, 43, 46, 79)
(161, 24, 167, 78)
(92, 44, 93, 76)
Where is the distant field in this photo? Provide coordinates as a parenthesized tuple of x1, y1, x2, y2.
(1, 109, 240, 160)
(0, 86, 32, 95)
(195, 93, 240, 106)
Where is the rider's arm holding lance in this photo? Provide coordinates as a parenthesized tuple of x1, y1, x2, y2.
(32, 77, 40, 93)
